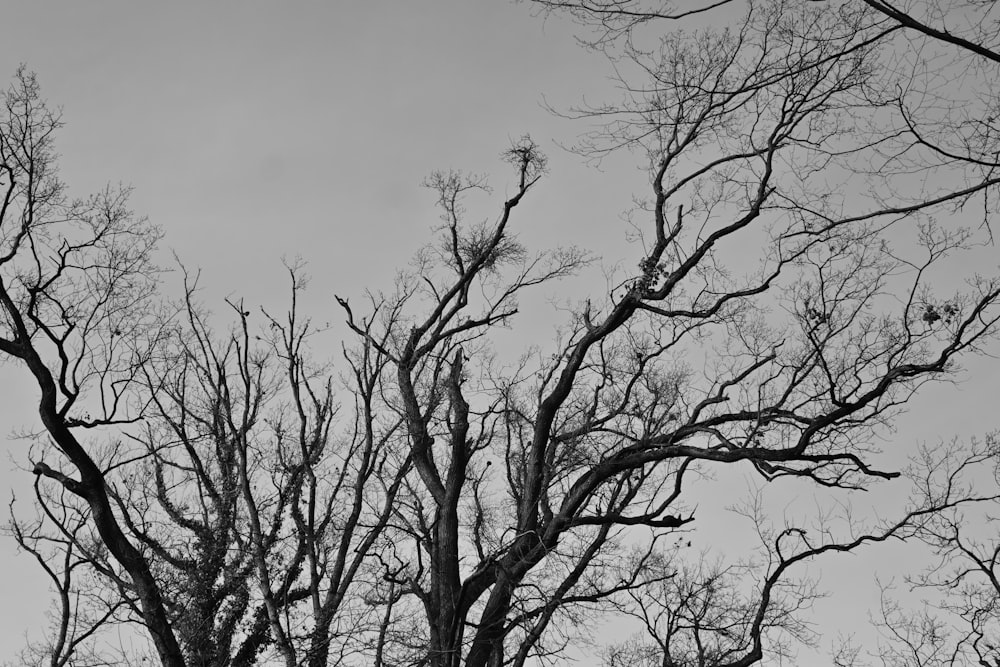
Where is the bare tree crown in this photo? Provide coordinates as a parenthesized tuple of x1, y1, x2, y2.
(4, 1, 1000, 665)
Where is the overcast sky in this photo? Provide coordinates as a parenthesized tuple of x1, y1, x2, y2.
(1, 1, 998, 662)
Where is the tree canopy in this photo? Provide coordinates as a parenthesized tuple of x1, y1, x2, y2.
(3, 1, 1000, 665)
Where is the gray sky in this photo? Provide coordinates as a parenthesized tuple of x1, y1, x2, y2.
(1, 1, 998, 662)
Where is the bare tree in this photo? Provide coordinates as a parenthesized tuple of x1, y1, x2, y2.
(6, 480, 135, 667)
(84, 268, 410, 666)
(0, 66, 184, 666)
(0, 69, 407, 667)
(4, 0, 1000, 663)
(336, 1, 1000, 664)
